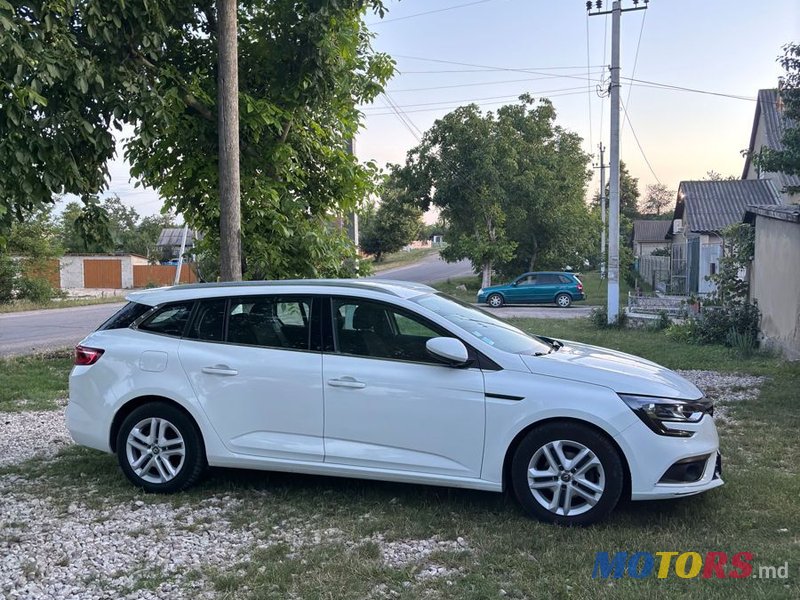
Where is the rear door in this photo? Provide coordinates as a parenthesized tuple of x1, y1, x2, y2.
(534, 273, 561, 302)
(322, 297, 486, 478)
(178, 295, 325, 462)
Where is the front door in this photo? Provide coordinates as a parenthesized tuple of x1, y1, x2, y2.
(178, 295, 324, 462)
(505, 274, 538, 304)
(322, 297, 485, 478)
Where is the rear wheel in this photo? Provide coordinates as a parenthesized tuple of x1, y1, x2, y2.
(555, 293, 572, 308)
(487, 293, 504, 308)
(511, 422, 624, 525)
(116, 402, 206, 493)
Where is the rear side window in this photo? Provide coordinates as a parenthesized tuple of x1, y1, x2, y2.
(138, 301, 194, 337)
(97, 302, 152, 331)
(538, 274, 560, 284)
(558, 275, 573, 284)
(186, 299, 227, 342)
(227, 296, 312, 350)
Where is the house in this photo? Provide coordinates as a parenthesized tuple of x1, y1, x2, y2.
(157, 228, 201, 260)
(631, 220, 671, 257)
(667, 180, 781, 295)
(742, 89, 799, 204)
(60, 254, 150, 289)
(744, 204, 800, 360)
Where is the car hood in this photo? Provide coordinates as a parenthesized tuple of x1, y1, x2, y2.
(479, 283, 508, 292)
(520, 340, 702, 399)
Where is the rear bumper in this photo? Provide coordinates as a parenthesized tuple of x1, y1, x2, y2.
(66, 366, 113, 453)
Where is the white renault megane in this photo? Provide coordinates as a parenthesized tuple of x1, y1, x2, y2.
(67, 279, 722, 525)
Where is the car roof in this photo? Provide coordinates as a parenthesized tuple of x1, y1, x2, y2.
(518, 271, 577, 276)
(126, 279, 436, 307)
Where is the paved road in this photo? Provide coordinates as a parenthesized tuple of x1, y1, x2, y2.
(370, 252, 473, 284)
(480, 305, 592, 319)
(0, 303, 124, 357)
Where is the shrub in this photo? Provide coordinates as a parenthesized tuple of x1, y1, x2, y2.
(16, 277, 56, 303)
(650, 310, 671, 331)
(694, 303, 760, 346)
(727, 328, 757, 358)
(0, 256, 17, 304)
(665, 320, 697, 343)
(589, 306, 628, 329)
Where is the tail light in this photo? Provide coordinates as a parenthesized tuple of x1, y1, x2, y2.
(75, 345, 104, 366)
(577, 281, 583, 291)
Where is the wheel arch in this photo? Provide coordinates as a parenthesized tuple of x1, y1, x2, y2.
(110, 395, 205, 454)
(501, 416, 631, 500)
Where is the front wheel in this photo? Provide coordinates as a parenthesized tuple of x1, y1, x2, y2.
(511, 422, 624, 525)
(555, 293, 572, 308)
(116, 402, 206, 493)
(487, 293, 504, 308)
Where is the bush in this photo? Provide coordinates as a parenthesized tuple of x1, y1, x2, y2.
(588, 306, 628, 329)
(650, 310, 671, 331)
(694, 303, 760, 346)
(665, 320, 697, 343)
(727, 328, 757, 358)
(16, 277, 56, 303)
(0, 256, 17, 304)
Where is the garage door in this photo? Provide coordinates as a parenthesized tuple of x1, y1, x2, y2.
(83, 259, 122, 289)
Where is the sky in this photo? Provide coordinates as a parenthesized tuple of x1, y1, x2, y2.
(84, 0, 800, 219)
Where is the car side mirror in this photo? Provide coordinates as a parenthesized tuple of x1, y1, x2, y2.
(426, 337, 471, 367)
(511, 281, 518, 287)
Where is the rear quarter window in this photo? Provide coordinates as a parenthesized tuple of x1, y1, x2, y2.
(138, 301, 195, 337)
(97, 302, 152, 331)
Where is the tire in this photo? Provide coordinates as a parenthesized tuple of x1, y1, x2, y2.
(511, 422, 624, 525)
(487, 293, 505, 308)
(555, 293, 572, 308)
(116, 402, 206, 493)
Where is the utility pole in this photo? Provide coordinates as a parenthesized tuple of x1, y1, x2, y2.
(587, 0, 649, 323)
(217, 0, 242, 281)
(594, 142, 608, 279)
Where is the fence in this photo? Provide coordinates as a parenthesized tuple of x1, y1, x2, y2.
(627, 292, 691, 317)
(636, 255, 670, 293)
(133, 264, 198, 288)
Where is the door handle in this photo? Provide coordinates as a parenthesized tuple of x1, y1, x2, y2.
(327, 376, 366, 389)
(202, 364, 239, 376)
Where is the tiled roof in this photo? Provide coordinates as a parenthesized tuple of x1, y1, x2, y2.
(742, 89, 800, 191)
(672, 180, 781, 234)
(157, 228, 201, 247)
(633, 219, 671, 242)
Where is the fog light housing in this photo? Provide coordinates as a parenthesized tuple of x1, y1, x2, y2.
(658, 454, 711, 484)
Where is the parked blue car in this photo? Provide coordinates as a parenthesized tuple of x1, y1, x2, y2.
(477, 272, 586, 308)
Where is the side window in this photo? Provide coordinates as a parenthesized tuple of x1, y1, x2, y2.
(227, 296, 312, 350)
(98, 301, 151, 331)
(558, 275, 572, 284)
(539, 274, 558, 284)
(186, 299, 227, 342)
(138, 301, 194, 337)
(518, 275, 537, 286)
(332, 298, 447, 364)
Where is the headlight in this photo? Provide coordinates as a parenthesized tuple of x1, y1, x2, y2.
(619, 394, 713, 438)
(478, 288, 484, 294)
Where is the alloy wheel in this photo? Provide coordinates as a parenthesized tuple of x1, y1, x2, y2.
(527, 439, 606, 517)
(125, 417, 186, 484)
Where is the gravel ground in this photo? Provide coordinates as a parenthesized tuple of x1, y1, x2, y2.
(0, 370, 767, 598)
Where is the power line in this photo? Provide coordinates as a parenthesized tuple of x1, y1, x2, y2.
(398, 65, 606, 74)
(387, 71, 605, 93)
(585, 13, 594, 152)
(620, 99, 661, 184)
(368, 0, 495, 25)
(621, 9, 648, 135)
(385, 92, 424, 138)
(380, 94, 421, 141)
(362, 86, 592, 112)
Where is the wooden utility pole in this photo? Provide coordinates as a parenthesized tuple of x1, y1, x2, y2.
(217, 0, 242, 281)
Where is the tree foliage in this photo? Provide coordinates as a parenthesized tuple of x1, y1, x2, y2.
(641, 183, 674, 217)
(359, 169, 423, 262)
(0, 0, 394, 277)
(402, 97, 592, 287)
(755, 42, 800, 193)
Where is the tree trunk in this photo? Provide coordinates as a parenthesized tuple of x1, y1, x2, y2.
(481, 261, 492, 288)
(217, 0, 242, 281)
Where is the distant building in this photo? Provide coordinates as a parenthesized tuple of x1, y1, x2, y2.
(666, 180, 781, 295)
(631, 220, 671, 257)
(742, 89, 799, 204)
(157, 228, 201, 259)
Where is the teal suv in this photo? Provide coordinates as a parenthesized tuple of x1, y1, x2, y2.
(477, 272, 585, 308)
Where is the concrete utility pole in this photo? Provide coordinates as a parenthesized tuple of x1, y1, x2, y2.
(595, 142, 608, 279)
(217, 0, 243, 281)
(587, 0, 649, 323)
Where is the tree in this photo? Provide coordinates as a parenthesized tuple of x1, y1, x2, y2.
(641, 183, 674, 217)
(0, 1, 393, 278)
(704, 170, 738, 181)
(359, 171, 423, 262)
(403, 97, 591, 287)
(755, 43, 800, 193)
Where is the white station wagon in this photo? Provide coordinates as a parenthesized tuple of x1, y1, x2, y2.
(67, 280, 722, 525)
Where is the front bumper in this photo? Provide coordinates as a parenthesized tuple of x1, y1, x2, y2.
(615, 415, 724, 501)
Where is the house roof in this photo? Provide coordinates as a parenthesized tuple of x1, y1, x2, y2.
(744, 203, 800, 224)
(742, 89, 800, 191)
(632, 219, 671, 243)
(669, 180, 782, 235)
(157, 228, 201, 247)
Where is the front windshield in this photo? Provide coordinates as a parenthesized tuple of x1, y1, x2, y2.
(411, 293, 553, 356)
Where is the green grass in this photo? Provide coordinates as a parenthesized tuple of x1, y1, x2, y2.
(0, 350, 72, 411)
(0, 295, 123, 314)
(433, 275, 482, 303)
(575, 271, 635, 307)
(2, 323, 798, 598)
(370, 247, 439, 273)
